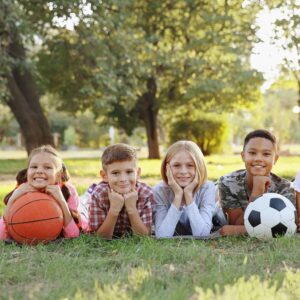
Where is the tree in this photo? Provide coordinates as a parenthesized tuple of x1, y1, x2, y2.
(264, 1, 300, 118)
(37, 0, 263, 158)
(0, 1, 55, 153)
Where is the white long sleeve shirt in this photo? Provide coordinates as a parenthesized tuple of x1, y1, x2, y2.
(154, 181, 216, 238)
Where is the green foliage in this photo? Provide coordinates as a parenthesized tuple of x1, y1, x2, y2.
(169, 113, 229, 155)
(35, 0, 264, 142)
(63, 126, 77, 146)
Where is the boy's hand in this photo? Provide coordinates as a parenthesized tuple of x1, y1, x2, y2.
(250, 175, 271, 201)
(124, 189, 138, 214)
(108, 189, 125, 215)
(183, 172, 198, 205)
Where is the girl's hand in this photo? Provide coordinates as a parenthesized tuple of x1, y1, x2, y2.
(166, 164, 183, 209)
(107, 188, 125, 216)
(45, 185, 73, 226)
(7, 183, 37, 207)
(45, 185, 65, 204)
(183, 172, 199, 205)
(166, 164, 183, 195)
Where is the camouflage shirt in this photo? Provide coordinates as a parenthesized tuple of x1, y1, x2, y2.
(218, 169, 295, 209)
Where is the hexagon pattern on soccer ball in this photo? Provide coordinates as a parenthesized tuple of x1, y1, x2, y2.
(244, 193, 296, 239)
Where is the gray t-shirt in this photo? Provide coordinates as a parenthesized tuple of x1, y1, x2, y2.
(218, 169, 295, 209)
(153, 181, 217, 237)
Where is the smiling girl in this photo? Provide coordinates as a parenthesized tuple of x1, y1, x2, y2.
(154, 140, 220, 238)
(0, 145, 88, 241)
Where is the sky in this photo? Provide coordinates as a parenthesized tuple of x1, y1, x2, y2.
(250, 8, 286, 91)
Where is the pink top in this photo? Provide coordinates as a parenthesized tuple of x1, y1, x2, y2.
(0, 182, 89, 241)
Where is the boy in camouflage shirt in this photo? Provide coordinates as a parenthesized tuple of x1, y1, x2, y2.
(218, 129, 295, 236)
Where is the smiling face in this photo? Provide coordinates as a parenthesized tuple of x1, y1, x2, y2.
(241, 137, 278, 177)
(169, 150, 196, 188)
(27, 153, 61, 190)
(101, 160, 140, 194)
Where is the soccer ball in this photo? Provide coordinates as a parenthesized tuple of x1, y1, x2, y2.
(244, 193, 296, 239)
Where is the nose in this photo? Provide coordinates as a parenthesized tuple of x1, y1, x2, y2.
(254, 153, 263, 161)
(36, 166, 43, 173)
(119, 172, 127, 181)
(179, 165, 188, 173)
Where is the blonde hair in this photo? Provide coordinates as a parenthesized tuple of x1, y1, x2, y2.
(27, 145, 69, 182)
(161, 141, 207, 190)
(101, 143, 137, 170)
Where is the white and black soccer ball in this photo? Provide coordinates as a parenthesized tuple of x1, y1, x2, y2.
(244, 193, 296, 239)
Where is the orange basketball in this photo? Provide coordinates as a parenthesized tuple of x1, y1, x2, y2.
(6, 192, 64, 245)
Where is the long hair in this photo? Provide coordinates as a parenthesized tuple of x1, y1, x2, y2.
(3, 145, 79, 222)
(161, 140, 207, 190)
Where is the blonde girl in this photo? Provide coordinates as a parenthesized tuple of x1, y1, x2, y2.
(154, 140, 219, 238)
(0, 145, 89, 241)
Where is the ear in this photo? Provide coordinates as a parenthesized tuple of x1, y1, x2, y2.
(241, 151, 245, 162)
(100, 170, 108, 181)
(274, 153, 279, 165)
(137, 167, 141, 180)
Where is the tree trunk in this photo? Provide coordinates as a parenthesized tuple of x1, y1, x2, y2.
(137, 77, 160, 159)
(5, 29, 54, 154)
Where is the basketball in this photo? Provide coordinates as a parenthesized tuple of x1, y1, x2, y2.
(6, 192, 64, 245)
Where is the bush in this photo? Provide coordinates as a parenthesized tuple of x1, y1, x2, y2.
(169, 113, 229, 155)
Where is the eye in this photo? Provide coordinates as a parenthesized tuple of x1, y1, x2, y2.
(187, 164, 194, 168)
(172, 163, 180, 168)
(263, 153, 271, 157)
(127, 170, 134, 174)
(248, 151, 256, 155)
(111, 171, 119, 175)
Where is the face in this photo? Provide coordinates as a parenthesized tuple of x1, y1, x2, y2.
(168, 150, 196, 188)
(101, 160, 140, 194)
(241, 137, 278, 177)
(27, 153, 60, 190)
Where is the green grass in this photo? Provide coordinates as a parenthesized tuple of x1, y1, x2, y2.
(1, 154, 300, 299)
(1, 236, 300, 299)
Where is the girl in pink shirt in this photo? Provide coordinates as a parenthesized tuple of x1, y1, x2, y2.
(0, 145, 89, 241)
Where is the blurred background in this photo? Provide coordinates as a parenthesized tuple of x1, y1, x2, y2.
(1, 0, 300, 158)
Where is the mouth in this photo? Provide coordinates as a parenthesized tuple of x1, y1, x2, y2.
(251, 165, 265, 169)
(33, 178, 47, 182)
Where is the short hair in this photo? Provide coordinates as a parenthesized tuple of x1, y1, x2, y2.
(243, 129, 277, 150)
(161, 141, 207, 190)
(101, 143, 137, 169)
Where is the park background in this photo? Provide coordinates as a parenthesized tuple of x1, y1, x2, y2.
(1, 1, 300, 299)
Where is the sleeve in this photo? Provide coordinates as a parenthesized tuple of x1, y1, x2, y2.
(185, 183, 215, 237)
(292, 171, 300, 193)
(88, 189, 108, 232)
(138, 191, 153, 229)
(218, 178, 241, 209)
(66, 183, 89, 233)
(0, 217, 10, 240)
(62, 221, 80, 238)
(154, 185, 182, 238)
(279, 181, 296, 206)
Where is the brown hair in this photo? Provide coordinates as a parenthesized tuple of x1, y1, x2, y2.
(4, 145, 70, 205)
(161, 140, 207, 190)
(101, 143, 137, 169)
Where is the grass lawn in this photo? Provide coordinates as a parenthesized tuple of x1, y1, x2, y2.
(0, 153, 300, 299)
